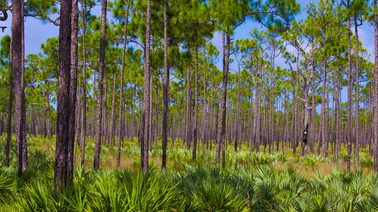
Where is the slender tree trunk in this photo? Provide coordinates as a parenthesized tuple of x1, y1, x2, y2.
(5, 37, 13, 167)
(131, 85, 136, 142)
(155, 85, 159, 146)
(374, 0, 378, 171)
(20, 0, 28, 171)
(334, 71, 339, 163)
(93, 0, 107, 170)
(102, 74, 108, 145)
(141, 0, 151, 173)
(76, 75, 81, 149)
(216, 32, 230, 168)
(116, 0, 130, 170)
(321, 55, 327, 157)
(109, 71, 117, 146)
(347, 2, 352, 171)
(325, 83, 330, 157)
(80, 0, 87, 166)
(202, 56, 207, 153)
(354, 16, 360, 166)
(254, 86, 261, 152)
(186, 65, 192, 149)
(91, 77, 96, 143)
(192, 46, 199, 161)
(235, 62, 241, 152)
(310, 74, 316, 154)
(68, 0, 79, 181)
(0, 113, 3, 136)
(216, 32, 225, 164)
(162, 0, 169, 169)
(293, 54, 299, 154)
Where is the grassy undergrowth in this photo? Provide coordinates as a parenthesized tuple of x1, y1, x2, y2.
(0, 134, 377, 211)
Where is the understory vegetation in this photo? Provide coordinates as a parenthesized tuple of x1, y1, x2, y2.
(1, 135, 378, 211)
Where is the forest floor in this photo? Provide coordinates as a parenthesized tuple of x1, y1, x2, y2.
(1, 134, 378, 211)
(20, 134, 375, 176)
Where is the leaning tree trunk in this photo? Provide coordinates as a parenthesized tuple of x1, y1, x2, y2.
(94, 0, 107, 170)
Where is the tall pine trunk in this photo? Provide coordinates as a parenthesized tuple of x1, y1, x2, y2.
(5, 37, 12, 167)
(141, 0, 151, 173)
(54, 0, 73, 189)
(321, 55, 327, 157)
(347, 1, 352, 171)
(216, 32, 230, 168)
(192, 46, 199, 160)
(80, 0, 87, 166)
(374, 0, 378, 171)
(354, 16, 360, 166)
(12, 0, 26, 176)
(68, 0, 79, 177)
(94, 0, 107, 170)
(117, 0, 130, 170)
(162, 0, 169, 168)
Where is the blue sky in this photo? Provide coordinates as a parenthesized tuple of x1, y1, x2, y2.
(1, 0, 375, 106)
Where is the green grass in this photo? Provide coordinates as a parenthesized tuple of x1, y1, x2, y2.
(0, 134, 377, 211)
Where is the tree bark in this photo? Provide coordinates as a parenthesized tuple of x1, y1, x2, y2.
(347, 1, 352, 171)
(334, 70, 339, 163)
(192, 46, 199, 160)
(117, 0, 130, 170)
(310, 73, 316, 154)
(216, 32, 230, 168)
(94, 0, 107, 170)
(354, 16, 360, 166)
(185, 65, 192, 149)
(20, 0, 28, 171)
(216, 32, 225, 164)
(374, 0, 378, 171)
(149, 69, 153, 151)
(12, 0, 26, 176)
(54, 0, 73, 189)
(162, 0, 169, 168)
(110, 71, 117, 145)
(69, 0, 79, 176)
(5, 36, 13, 167)
(141, 0, 151, 173)
(321, 55, 327, 157)
(80, 0, 87, 166)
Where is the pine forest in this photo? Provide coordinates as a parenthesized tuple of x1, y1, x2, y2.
(2, 0, 378, 211)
